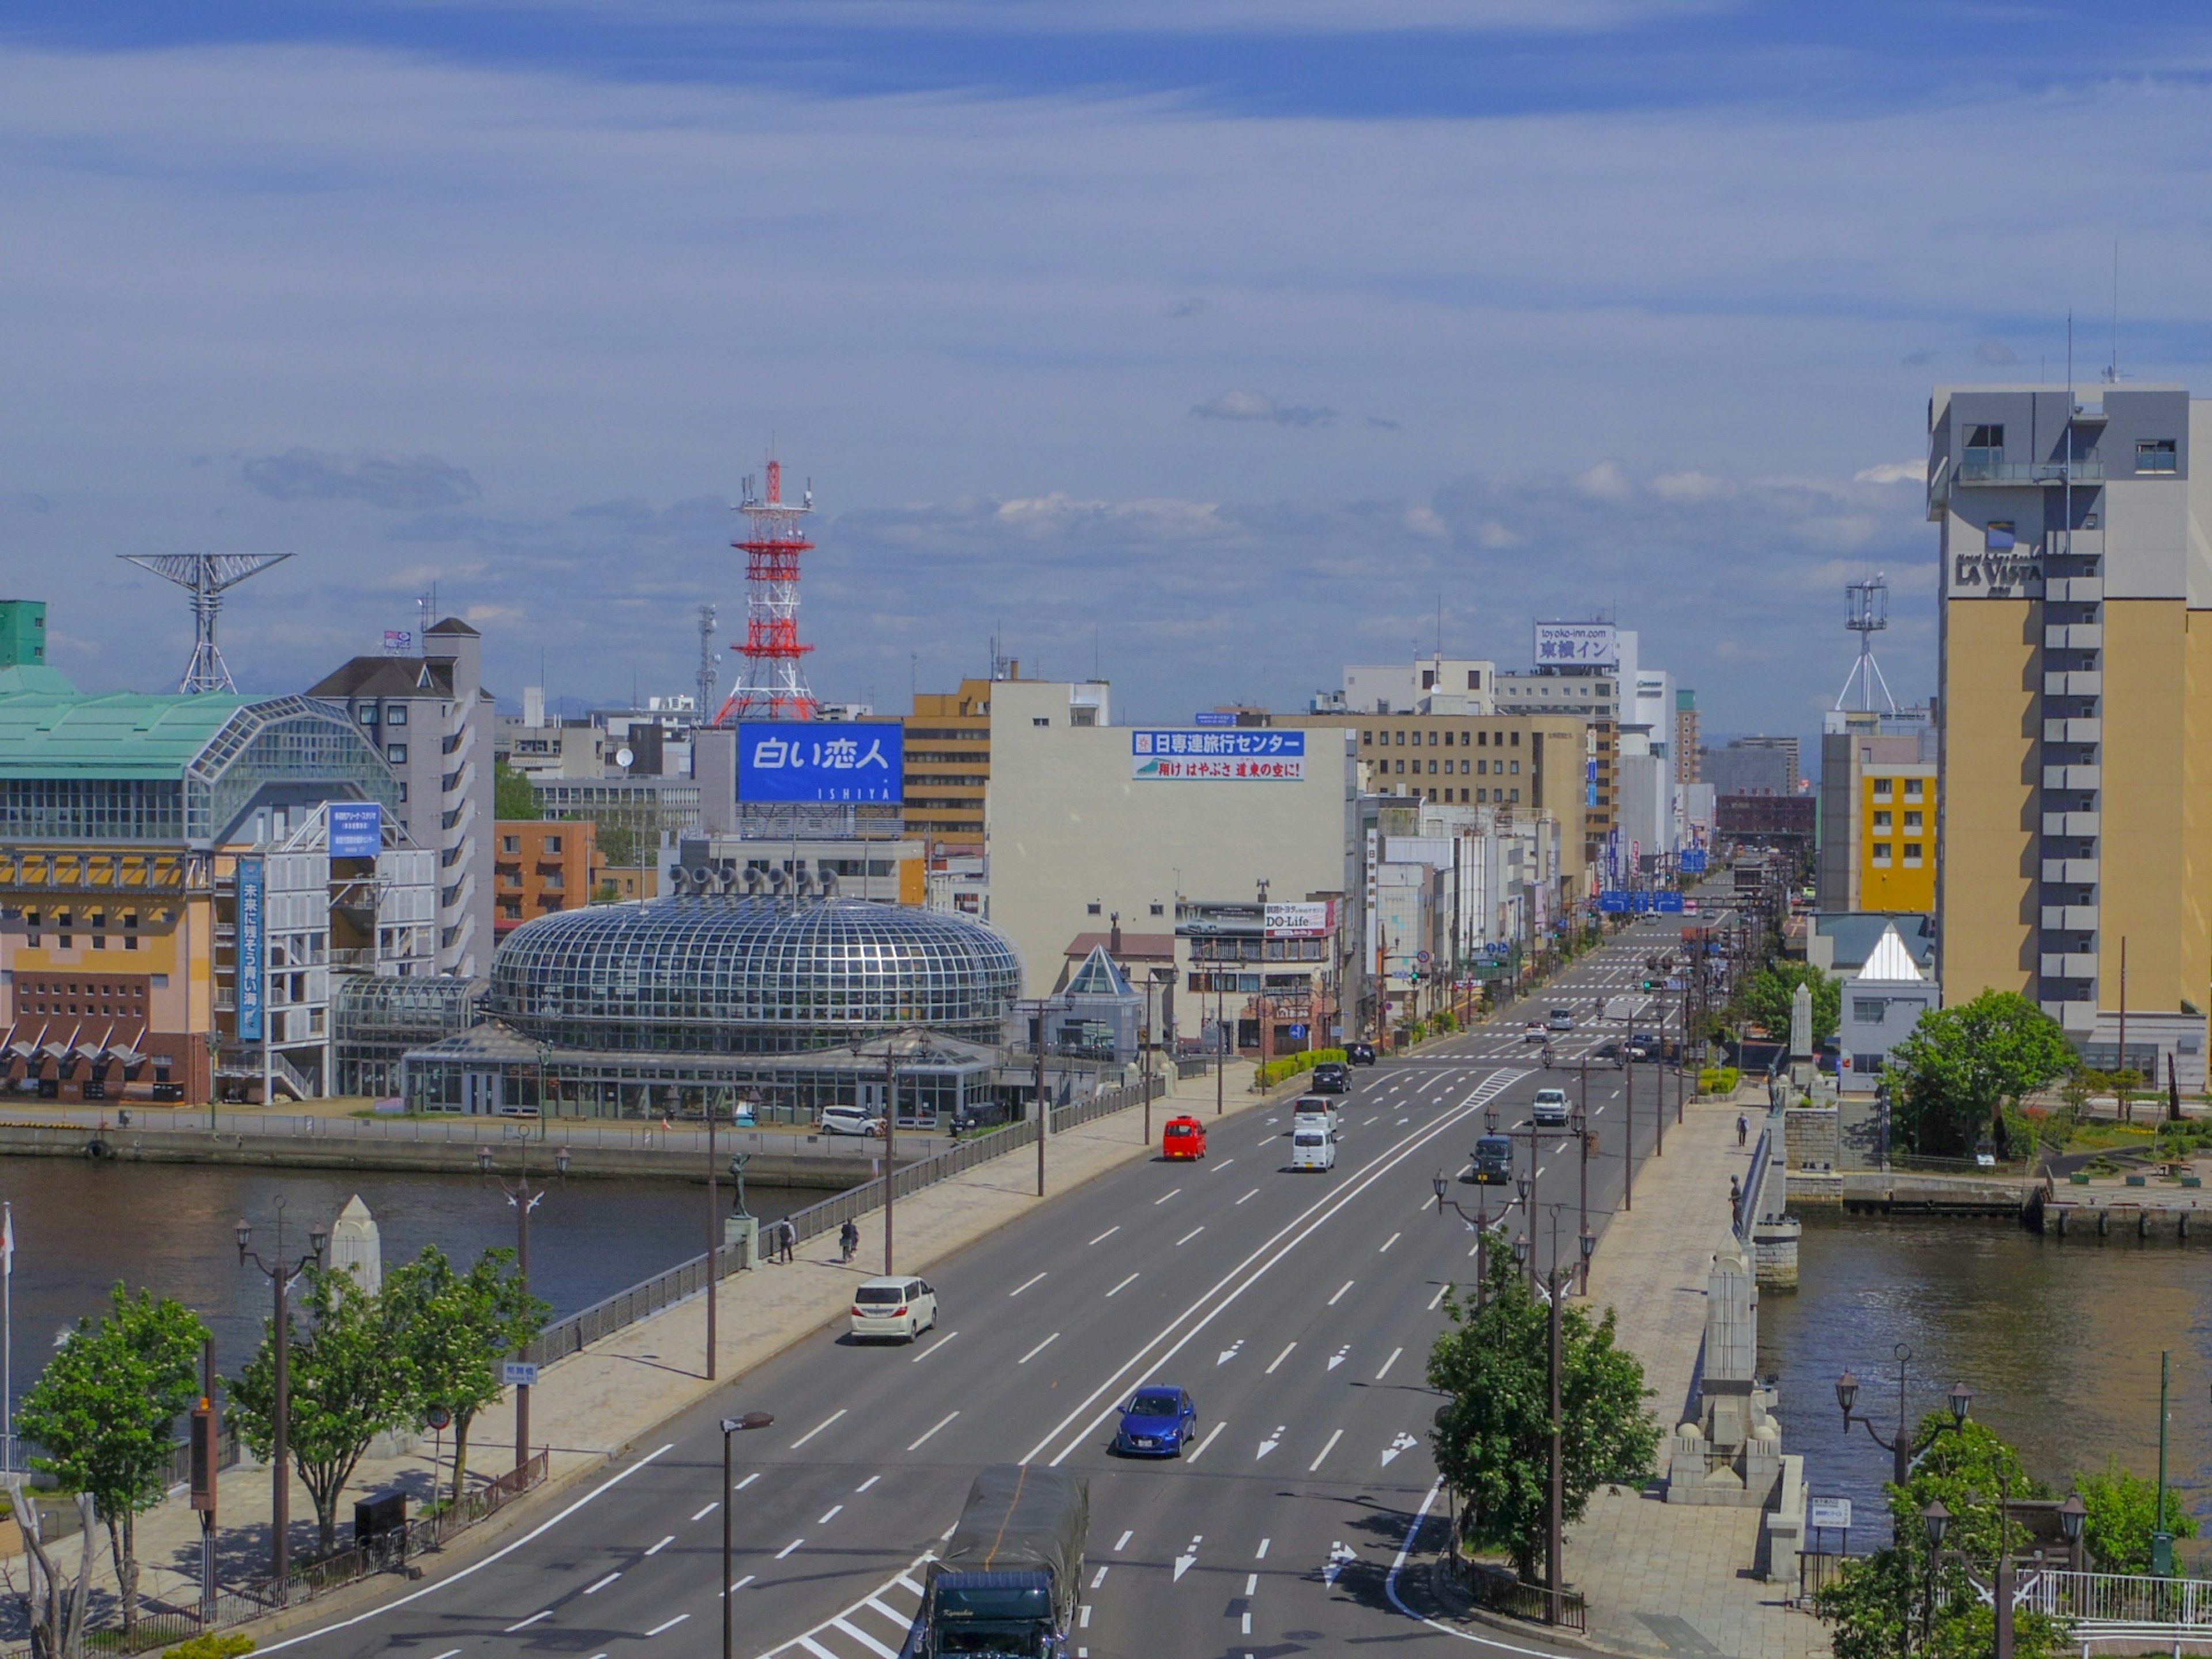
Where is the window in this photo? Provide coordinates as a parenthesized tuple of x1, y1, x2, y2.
(1459, 759, 1470, 774)
(1477, 759, 1487, 775)
(1510, 787, 1521, 802)
(502, 835, 520, 854)
(1903, 810, 1922, 830)
(1395, 731, 1405, 745)
(1965, 424, 2003, 473)
(1467, 669, 1480, 690)
(386, 704, 407, 726)
(1086, 902, 1101, 915)
(1032, 717, 1050, 727)
(1904, 779, 1923, 799)
(1429, 731, 1438, 746)
(1872, 810, 1891, 829)
(1361, 731, 1372, 745)
(1511, 731, 1520, 747)
(387, 743, 408, 764)
(1872, 777, 1893, 798)
(544, 834, 562, 854)
(1150, 902, 1164, 916)
(1872, 843, 1893, 866)
(1510, 760, 1521, 775)
(1904, 843, 1925, 866)
(359, 704, 378, 725)
(1986, 520, 2016, 551)
(1853, 998, 1886, 1024)
(1394, 759, 1404, 774)
(1427, 760, 1437, 774)
(1069, 707, 1095, 727)
(1444, 731, 1455, 747)
(1478, 731, 1488, 747)
(2138, 438, 2179, 474)
(1478, 787, 1488, 802)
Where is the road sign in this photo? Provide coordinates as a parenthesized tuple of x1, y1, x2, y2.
(502, 1361, 539, 1388)
(1809, 1497, 1851, 1531)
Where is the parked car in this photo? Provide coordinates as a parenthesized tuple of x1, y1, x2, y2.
(1161, 1116, 1208, 1160)
(1531, 1087, 1571, 1127)
(1291, 1129, 1338, 1172)
(1309, 1062, 1349, 1094)
(1347, 1042, 1378, 1066)
(820, 1105, 885, 1137)
(849, 1276, 938, 1343)
(1115, 1386, 1198, 1456)
(1546, 1007, 1575, 1031)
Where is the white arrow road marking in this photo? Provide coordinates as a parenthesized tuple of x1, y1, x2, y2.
(1324, 1543, 1357, 1585)
(1256, 1426, 1285, 1459)
(1173, 1536, 1202, 1582)
(1382, 1431, 1419, 1467)
(1217, 1339, 1244, 1365)
(1327, 1345, 1349, 1371)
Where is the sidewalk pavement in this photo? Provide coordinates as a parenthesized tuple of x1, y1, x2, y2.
(1561, 1102, 1830, 1659)
(32, 1062, 1255, 1622)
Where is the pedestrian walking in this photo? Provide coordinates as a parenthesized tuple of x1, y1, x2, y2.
(779, 1218, 796, 1264)
(838, 1219, 859, 1264)
(1736, 1113, 1748, 1147)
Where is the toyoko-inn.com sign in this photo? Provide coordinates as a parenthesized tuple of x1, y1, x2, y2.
(1132, 729, 1305, 781)
(739, 724, 904, 802)
(1533, 622, 1619, 668)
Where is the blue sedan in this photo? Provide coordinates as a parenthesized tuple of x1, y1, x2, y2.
(1115, 1386, 1198, 1457)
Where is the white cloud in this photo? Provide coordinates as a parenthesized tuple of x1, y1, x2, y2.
(1404, 505, 1448, 538)
(1574, 461, 1633, 500)
(1976, 339, 2020, 365)
(242, 447, 481, 510)
(1853, 461, 1926, 485)
(1191, 390, 1338, 427)
(1649, 469, 1736, 502)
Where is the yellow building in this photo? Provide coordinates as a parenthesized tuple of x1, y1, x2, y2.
(1931, 382, 2212, 1085)
(1816, 711, 1937, 915)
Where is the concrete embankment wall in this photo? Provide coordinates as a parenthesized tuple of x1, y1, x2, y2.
(0, 1122, 882, 1190)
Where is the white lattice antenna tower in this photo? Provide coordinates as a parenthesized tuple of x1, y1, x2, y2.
(118, 554, 294, 693)
(695, 603, 718, 721)
(713, 456, 817, 724)
(1835, 574, 1897, 715)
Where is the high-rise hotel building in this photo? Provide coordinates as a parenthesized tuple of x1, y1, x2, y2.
(1932, 382, 2212, 1085)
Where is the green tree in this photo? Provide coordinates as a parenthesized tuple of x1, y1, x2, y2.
(2074, 1455, 2198, 1573)
(1427, 1252, 1660, 1583)
(1739, 960, 1840, 1045)
(385, 1245, 547, 1504)
(493, 760, 540, 820)
(1815, 1414, 2069, 1659)
(225, 1266, 415, 1554)
(1885, 991, 2074, 1157)
(16, 1286, 208, 1634)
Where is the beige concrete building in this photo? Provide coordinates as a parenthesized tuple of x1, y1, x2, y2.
(983, 680, 1359, 1005)
(1932, 381, 2212, 1084)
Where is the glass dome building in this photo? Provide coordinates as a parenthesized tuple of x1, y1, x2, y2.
(400, 898, 1024, 1123)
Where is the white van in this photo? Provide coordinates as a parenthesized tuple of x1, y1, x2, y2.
(849, 1276, 939, 1342)
(1292, 1094, 1342, 1138)
(1531, 1088, 1572, 1128)
(1290, 1129, 1337, 1172)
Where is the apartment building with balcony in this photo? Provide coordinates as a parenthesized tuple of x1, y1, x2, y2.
(898, 676, 998, 850)
(309, 618, 496, 978)
(1931, 381, 2212, 1085)
(494, 819, 599, 937)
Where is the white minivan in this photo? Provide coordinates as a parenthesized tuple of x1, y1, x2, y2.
(819, 1105, 884, 1137)
(1293, 1094, 1342, 1138)
(1290, 1129, 1337, 1172)
(849, 1276, 939, 1342)
(1531, 1088, 1572, 1127)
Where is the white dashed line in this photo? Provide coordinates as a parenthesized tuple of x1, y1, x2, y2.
(734, 1472, 759, 1491)
(1106, 1272, 1139, 1297)
(1089, 1225, 1121, 1246)
(1256, 1538, 1270, 1559)
(1115, 1531, 1132, 1551)
(791, 1410, 847, 1449)
(1019, 1332, 1060, 1365)
(912, 1331, 960, 1363)
(1378, 1232, 1400, 1254)
(775, 1539, 804, 1560)
(645, 1535, 674, 1556)
(855, 1475, 880, 1493)
(692, 1502, 718, 1521)
(1186, 1421, 1225, 1463)
(1176, 1226, 1205, 1247)
(1377, 1346, 1403, 1380)
(646, 1615, 690, 1637)
(1431, 1282, 1451, 1306)
(1237, 1189, 1259, 1205)
(1210, 1158, 1237, 1173)
(1093, 1565, 1110, 1587)
(1309, 1429, 1344, 1472)
(908, 1411, 959, 1451)
(505, 1612, 552, 1633)
(583, 1573, 620, 1595)
(1266, 1342, 1296, 1374)
(729, 1576, 754, 1592)
(1009, 1272, 1047, 1297)
(1328, 1280, 1354, 1306)
(819, 1505, 844, 1524)
(1154, 1190, 1180, 1206)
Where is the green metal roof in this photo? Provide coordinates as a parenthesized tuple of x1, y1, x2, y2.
(0, 691, 253, 779)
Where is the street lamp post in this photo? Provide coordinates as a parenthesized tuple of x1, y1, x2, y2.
(1431, 1171, 1497, 1302)
(1836, 1343, 1972, 1540)
(478, 1142, 569, 1467)
(235, 1200, 328, 1585)
(706, 1104, 719, 1381)
(721, 1412, 775, 1659)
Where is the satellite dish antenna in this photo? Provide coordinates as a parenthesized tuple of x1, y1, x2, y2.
(616, 746, 635, 771)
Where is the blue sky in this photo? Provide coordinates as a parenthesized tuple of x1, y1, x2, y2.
(6, 1, 2211, 736)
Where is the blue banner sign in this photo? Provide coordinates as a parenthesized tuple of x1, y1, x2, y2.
(1598, 890, 1687, 915)
(1132, 729, 1305, 781)
(236, 855, 266, 1043)
(1193, 712, 1236, 727)
(738, 724, 903, 802)
(328, 801, 382, 858)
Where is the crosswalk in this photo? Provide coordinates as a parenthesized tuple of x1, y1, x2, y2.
(758, 1558, 930, 1659)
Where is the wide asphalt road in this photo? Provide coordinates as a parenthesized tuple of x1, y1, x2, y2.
(260, 914, 1710, 1659)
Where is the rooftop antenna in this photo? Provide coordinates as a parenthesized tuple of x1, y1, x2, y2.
(118, 553, 293, 693)
(416, 583, 438, 642)
(1835, 574, 1897, 715)
(695, 603, 718, 721)
(2106, 238, 2120, 385)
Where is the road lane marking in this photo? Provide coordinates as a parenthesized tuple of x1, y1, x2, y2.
(819, 1505, 844, 1524)
(645, 1535, 673, 1555)
(1115, 1531, 1131, 1551)
(1377, 1346, 1403, 1380)
(1019, 1332, 1060, 1365)
(255, 1442, 677, 1654)
(911, 1331, 959, 1363)
(1433, 1281, 1453, 1304)
(692, 1502, 718, 1521)
(1379, 1232, 1400, 1253)
(855, 1475, 880, 1493)
(1186, 1421, 1225, 1462)
(1237, 1188, 1259, 1205)
(1217, 1339, 1243, 1365)
(1246, 1573, 1259, 1593)
(830, 1618, 897, 1659)
(1309, 1428, 1344, 1471)
(584, 1573, 620, 1594)
(1210, 1158, 1236, 1173)
(1256, 1425, 1285, 1459)
(790, 1410, 846, 1449)
(1106, 1272, 1139, 1297)
(1328, 1345, 1349, 1371)
(734, 1472, 759, 1490)
(1093, 1565, 1111, 1586)
(1176, 1226, 1205, 1246)
(505, 1611, 552, 1632)
(1173, 1537, 1201, 1582)
(1154, 1189, 1180, 1206)
(731, 1576, 755, 1592)
(430, 1652, 462, 1659)
(1089, 1225, 1121, 1246)
(645, 1615, 689, 1637)
(1265, 1342, 1296, 1373)
(775, 1539, 805, 1559)
(908, 1410, 959, 1450)
(1328, 1280, 1354, 1306)
(1009, 1272, 1047, 1297)
(1382, 1431, 1419, 1466)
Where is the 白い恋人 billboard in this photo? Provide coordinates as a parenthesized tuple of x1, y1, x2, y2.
(739, 725, 903, 802)
(328, 801, 382, 858)
(1535, 622, 1619, 668)
(1132, 729, 1304, 781)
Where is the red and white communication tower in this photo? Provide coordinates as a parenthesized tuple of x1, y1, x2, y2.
(713, 456, 818, 724)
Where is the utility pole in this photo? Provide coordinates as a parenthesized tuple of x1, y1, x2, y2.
(1577, 1100, 1590, 1296)
(1654, 989, 1665, 1158)
(705, 1108, 719, 1380)
(1216, 978, 1226, 1116)
(2119, 935, 2131, 1122)
(1548, 1259, 1565, 1626)
(234, 1201, 327, 1586)
(1032, 1005, 1047, 1197)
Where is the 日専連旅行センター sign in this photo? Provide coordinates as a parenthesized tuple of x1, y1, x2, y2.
(1132, 729, 1304, 781)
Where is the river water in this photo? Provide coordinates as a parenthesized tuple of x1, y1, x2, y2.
(1760, 1213, 2212, 1557)
(0, 1160, 819, 1416)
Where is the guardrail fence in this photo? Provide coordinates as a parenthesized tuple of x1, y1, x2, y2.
(1468, 1570, 1586, 1633)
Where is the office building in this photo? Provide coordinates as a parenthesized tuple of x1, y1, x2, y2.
(1333, 656, 1498, 717)
(1675, 690, 1701, 785)
(1703, 740, 1797, 798)
(308, 619, 495, 978)
(494, 819, 601, 938)
(900, 676, 998, 849)
(1494, 625, 1634, 861)
(1932, 381, 2212, 1084)
(1816, 710, 1937, 914)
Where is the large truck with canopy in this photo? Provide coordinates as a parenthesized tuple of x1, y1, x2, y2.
(900, 1464, 1088, 1658)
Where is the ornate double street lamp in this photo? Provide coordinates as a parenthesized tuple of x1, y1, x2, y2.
(234, 1199, 328, 1584)
(479, 1141, 570, 1467)
(1917, 1461, 2078, 1659)
(1835, 1343, 1972, 1539)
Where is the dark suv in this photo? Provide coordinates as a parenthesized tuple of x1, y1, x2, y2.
(1346, 1042, 1378, 1066)
(1310, 1062, 1349, 1094)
